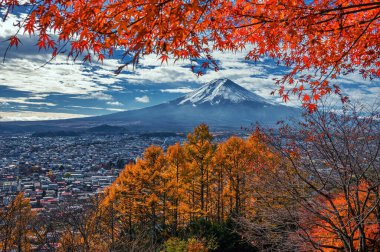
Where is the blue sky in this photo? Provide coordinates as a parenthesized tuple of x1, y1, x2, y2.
(0, 11, 379, 121)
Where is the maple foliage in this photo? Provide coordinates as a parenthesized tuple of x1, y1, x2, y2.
(299, 183, 380, 251)
(2, 0, 379, 110)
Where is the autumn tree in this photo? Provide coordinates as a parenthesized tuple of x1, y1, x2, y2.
(166, 142, 189, 233)
(57, 199, 111, 252)
(2, 1, 379, 110)
(298, 185, 380, 251)
(105, 162, 140, 242)
(230, 131, 301, 251)
(104, 126, 214, 243)
(29, 213, 60, 251)
(105, 145, 175, 242)
(0, 193, 35, 252)
(54, 190, 159, 251)
(184, 123, 215, 218)
(214, 136, 254, 217)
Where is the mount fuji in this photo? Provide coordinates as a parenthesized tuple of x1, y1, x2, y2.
(176, 78, 268, 106)
(0, 79, 300, 132)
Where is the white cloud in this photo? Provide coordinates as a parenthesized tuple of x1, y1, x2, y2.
(106, 101, 123, 106)
(0, 96, 56, 106)
(160, 87, 194, 94)
(69, 105, 125, 111)
(78, 91, 113, 101)
(0, 111, 89, 121)
(135, 95, 150, 103)
(0, 12, 27, 37)
(0, 13, 119, 98)
(0, 56, 114, 95)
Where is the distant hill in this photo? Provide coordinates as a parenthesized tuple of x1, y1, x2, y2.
(30, 125, 127, 137)
(32, 131, 80, 137)
(140, 132, 179, 138)
(85, 124, 127, 134)
(0, 124, 71, 134)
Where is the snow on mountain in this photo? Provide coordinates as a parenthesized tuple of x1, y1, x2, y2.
(177, 78, 268, 105)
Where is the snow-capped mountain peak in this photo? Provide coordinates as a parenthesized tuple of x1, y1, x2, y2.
(177, 78, 267, 105)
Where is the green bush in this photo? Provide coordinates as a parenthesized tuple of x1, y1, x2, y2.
(163, 237, 188, 252)
(162, 237, 213, 252)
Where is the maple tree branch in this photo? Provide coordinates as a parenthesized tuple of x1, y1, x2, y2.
(232, 3, 380, 29)
(35, 40, 70, 70)
(316, 2, 380, 15)
(335, 10, 380, 66)
(2, 3, 36, 63)
(316, 17, 380, 32)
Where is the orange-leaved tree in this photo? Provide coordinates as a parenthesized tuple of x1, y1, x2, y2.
(106, 145, 173, 241)
(299, 182, 380, 251)
(2, 0, 379, 111)
(184, 123, 215, 218)
(166, 142, 189, 233)
(0, 193, 35, 252)
(214, 136, 255, 217)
